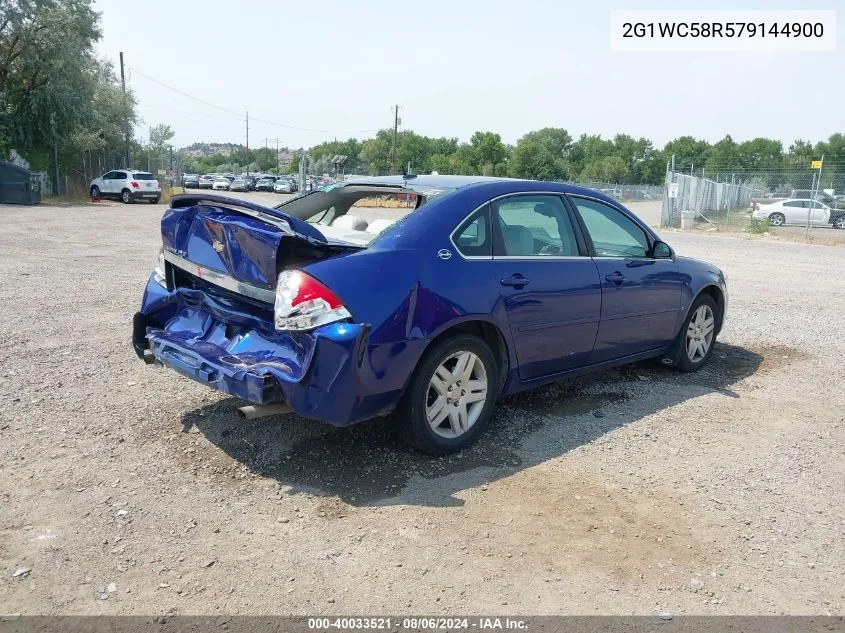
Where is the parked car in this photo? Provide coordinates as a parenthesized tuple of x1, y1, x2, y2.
(198, 175, 215, 189)
(273, 178, 293, 193)
(89, 170, 161, 204)
(752, 198, 845, 229)
(790, 190, 845, 210)
(211, 176, 231, 191)
(133, 176, 728, 454)
(242, 176, 257, 191)
(229, 178, 247, 192)
(182, 174, 200, 189)
(255, 177, 275, 192)
(600, 188, 623, 200)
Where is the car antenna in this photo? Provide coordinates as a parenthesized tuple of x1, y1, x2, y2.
(401, 165, 417, 180)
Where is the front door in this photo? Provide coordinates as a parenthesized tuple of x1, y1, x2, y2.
(568, 195, 684, 364)
(489, 194, 602, 380)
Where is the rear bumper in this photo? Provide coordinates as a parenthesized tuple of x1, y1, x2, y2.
(134, 277, 400, 425)
(132, 190, 161, 200)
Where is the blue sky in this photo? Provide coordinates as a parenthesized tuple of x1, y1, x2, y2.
(93, 0, 843, 150)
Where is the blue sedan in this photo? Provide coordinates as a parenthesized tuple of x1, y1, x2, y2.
(133, 176, 727, 454)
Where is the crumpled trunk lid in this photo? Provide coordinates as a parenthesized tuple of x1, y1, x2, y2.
(160, 194, 352, 299)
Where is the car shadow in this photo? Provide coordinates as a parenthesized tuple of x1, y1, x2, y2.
(180, 343, 769, 507)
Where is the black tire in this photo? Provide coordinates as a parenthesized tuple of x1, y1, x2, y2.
(392, 334, 498, 455)
(90, 185, 100, 198)
(121, 189, 133, 204)
(150, 198, 160, 204)
(833, 216, 845, 230)
(768, 212, 785, 227)
(666, 294, 719, 373)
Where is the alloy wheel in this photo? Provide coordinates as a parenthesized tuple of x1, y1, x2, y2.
(686, 304, 715, 363)
(425, 351, 488, 439)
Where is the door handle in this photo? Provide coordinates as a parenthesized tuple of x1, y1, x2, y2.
(605, 272, 625, 284)
(500, 275, 530, 287)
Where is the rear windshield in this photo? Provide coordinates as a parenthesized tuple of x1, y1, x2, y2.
(133, 173, 156, 180)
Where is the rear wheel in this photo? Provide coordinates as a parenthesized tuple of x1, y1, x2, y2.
(150, 198, 160, 204)
(393, 334, 497, 455)
(833, 216, 845, 230)
(768, 212, 785, 226)
(121, 189, 133, 204)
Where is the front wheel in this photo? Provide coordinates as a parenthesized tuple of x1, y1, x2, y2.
(393, 334, 498, 455)
(90, 185, 100, 198)
(669, 295, 719, 373)
(768, 212, 785, 226)
(121, 189, 133, 204)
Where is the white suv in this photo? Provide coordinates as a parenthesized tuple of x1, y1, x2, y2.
(89, 170, 162, 204)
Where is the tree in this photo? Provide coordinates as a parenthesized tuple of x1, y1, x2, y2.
(508, 128, 572, 180)
(663, 136, 711, 173)
(580, 155, 629, 183)
(0, 0, 123, 167)
(148, 123, 174, 152)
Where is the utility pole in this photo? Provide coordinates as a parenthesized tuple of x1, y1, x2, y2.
(391, 105, 400, 175)
(119, 52, 129, 168)
(245, 111, 249, 177)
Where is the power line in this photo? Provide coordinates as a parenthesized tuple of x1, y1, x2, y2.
(126, 65, 379, 135)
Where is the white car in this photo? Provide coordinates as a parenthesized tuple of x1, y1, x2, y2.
(600, 188, 623, 200)
(752, 198, 845, 229)
(212, 176, 231, 191)
(273, 179, 293, 193)
(89, 170, 161, 204)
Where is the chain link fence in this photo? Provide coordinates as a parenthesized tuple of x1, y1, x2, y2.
(660, 165, 845, 232)
(38, 149, 182, 198)
(661, 173, 762, 228)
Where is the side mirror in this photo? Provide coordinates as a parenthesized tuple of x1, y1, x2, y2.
(651, 240, 673, 259)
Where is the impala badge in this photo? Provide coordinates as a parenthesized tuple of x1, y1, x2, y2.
(213, 240, 225, 253)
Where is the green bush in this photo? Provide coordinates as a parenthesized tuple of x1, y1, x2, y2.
(747, 217, 771, 234)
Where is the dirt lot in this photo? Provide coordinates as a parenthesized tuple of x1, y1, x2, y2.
(0, 200, 843, 616)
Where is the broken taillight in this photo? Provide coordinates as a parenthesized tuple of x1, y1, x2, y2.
(274, 270, 351, 331)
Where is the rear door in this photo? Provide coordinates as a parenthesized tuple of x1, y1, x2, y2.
(488, 194, 602, 380)
(782, 201, 809, 224)
(568, 195, 683, 363)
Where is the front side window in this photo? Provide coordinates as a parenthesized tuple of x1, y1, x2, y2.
(103, 171, 117, 180)
(570, 196, 649, 258)
(453, 205, 491, 257)
(492, 195, 579, 257)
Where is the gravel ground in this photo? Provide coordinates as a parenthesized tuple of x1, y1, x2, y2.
(0, 200, 843, 616)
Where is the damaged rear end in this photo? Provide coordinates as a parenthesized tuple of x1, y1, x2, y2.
(133, 194, 375, 424)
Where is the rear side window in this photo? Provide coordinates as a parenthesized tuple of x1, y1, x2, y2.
(492, 195, 579, 257)
(133, 173, 155, 180)
(112, 171, 127, 180)
(784, 201, 805, 208)
(453, 205, 491, 257)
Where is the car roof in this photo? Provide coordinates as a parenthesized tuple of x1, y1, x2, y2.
(337, 174, 620, 201)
